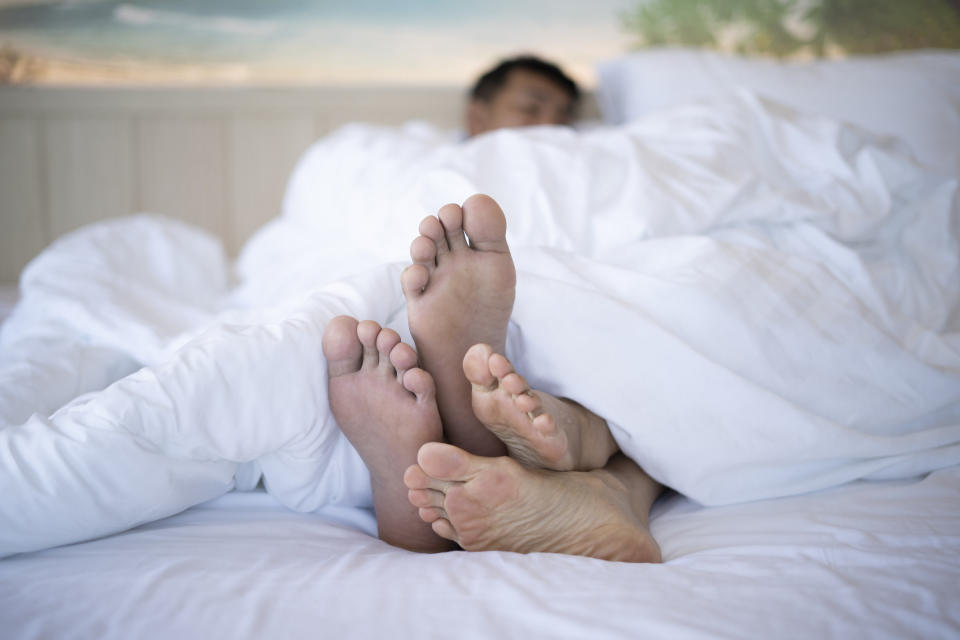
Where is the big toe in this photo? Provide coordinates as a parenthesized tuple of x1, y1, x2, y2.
(463, 343, 496, 387)
(417, 442, 486, 481)
(461, 194, 508, 252)
(322, 315, 362, 377)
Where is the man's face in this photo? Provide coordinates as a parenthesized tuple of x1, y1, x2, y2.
(467, 69, 575, 137)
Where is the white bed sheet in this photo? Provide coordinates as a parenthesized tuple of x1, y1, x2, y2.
(2, 466, 957, 639)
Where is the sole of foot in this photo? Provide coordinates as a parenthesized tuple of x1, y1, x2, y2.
(401, 194, 516, 457)
(323, 315, 450, 552)
(404, 442, 662, 563)
(463, 343, 619, 471)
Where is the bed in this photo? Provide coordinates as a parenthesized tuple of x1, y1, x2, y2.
(1, 49, 959, 639)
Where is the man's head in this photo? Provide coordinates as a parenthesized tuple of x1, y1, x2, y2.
(466, 55, 580, 137)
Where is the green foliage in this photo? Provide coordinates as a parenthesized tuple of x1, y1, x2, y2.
(621, 0, 960, 57)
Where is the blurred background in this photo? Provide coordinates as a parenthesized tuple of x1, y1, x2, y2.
(0, 0, 958, 286)
(0, 0, 634, 86)
(2, 0, 959, 87)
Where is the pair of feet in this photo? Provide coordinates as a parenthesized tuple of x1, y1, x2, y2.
(323, 195, 661, 563)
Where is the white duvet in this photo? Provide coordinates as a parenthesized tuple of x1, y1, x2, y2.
(1, 92, 959, 558)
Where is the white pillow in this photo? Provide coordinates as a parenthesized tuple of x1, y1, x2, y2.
(596, 48, 960, 176)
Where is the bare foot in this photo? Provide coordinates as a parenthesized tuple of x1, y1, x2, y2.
(323, 315, 451, 553)
(401, 194, 516, 457)
(463, 344, 619, 471)
(404, 443, 662, 563)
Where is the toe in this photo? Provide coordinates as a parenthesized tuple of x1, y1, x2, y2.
(389, 342, 418, 376)
(513, 391, 541, 415)
(418, 507, 448, 524)
(488, 352, 516, 381)
(408, 488, 444, 509)
(532, 413, 560, 436)
(410, 234, 438, 269)
(417, 507, 443, 523)
(401, 264, 429, 299)
(375, 328, 401, 372)
(463, 343, 496, 388)
(431, 518, 458, 542)
(403, 464, 432, 490)
(500, 372, 531, 397)
(357, 320, 381, 369)
(437, 203, 468, 252)
(418, 215, 449, 257)
(404, 462, 455, 493)
(322, 316, 362, 377)
(402, 368, 437, 404)
(461, 194, 509, 253)
(417, 442, 494, 482)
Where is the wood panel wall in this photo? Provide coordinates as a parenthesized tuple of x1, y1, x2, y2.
(0, 86, 467, 283)
(0, 86, 599, 284)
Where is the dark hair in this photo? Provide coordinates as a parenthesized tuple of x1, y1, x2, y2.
(469, 55, 580, 106)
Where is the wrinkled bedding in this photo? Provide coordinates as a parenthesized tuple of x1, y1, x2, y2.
(3, 467, 959, 640)
(1, 91, 959, 558)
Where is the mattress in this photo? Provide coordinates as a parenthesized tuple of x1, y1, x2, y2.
(2, 467, 957, 639)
